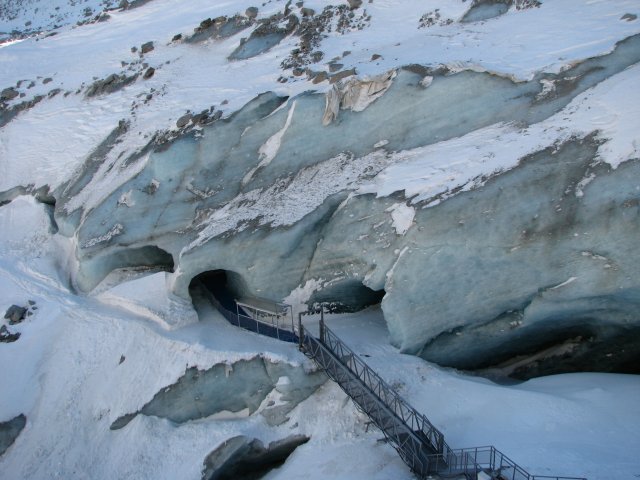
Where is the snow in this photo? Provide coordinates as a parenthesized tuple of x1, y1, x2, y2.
(0, 0, 639, 479)
(243, 100, 297, 186)
(386, 203, 415, 235)
(1, 182, 640, 480)
(1, 0, 639, 197)
(360, 62, 640, 204)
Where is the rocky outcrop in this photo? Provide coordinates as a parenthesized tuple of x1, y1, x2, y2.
(0, 415, 26, 456)
(0, 325, 20, 343)
(85, 73, 138, 97)
(201, 434, 309, 480)
(322, 70, 396, 125)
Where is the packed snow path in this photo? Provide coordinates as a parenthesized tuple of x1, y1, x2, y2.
(204, 286, 586, 480)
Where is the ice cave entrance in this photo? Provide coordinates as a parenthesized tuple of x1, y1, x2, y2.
(190, 270, 297, 342)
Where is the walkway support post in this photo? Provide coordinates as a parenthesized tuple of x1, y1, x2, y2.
(298, 312, 304, 351)
(319, 305, 325, 344)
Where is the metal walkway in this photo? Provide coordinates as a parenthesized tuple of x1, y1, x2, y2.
(297, 316, 587, 480)
(203, 286, 586, 480)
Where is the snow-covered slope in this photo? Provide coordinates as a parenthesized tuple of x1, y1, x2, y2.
(1, 0, 640, 479)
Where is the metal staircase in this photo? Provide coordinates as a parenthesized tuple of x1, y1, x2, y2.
(202, 286, 587, 480)
(299, 319, 445, 477)
(297, 314, 586, 480)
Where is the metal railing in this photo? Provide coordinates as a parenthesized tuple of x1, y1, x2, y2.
(300, 328, 434, 476)
(319, 321, 448, 456)
(298, 314, 586, 480)
(427, 446, 586, 480)
(201, 292, 587, 480)
(198, 282, 298, 343)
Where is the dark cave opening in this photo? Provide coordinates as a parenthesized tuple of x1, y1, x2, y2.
(308, 279, 385, 313)
(189, 269, 249, 311)
(422, 314, 640, 382)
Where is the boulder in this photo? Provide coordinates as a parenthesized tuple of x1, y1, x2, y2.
(245, 7, 259, 19)
(175, 113, 192, 128)
(140, 41, 154, 54)
(0, 325, 20, 343)
(4, 305, 26, 325)
(1, 87, 19, 101)
(143, 67, 155, 79)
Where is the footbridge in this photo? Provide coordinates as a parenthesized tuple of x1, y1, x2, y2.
(199, 283, 586, 480)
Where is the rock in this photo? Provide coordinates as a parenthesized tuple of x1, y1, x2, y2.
(176, 113, 192, 128)
(621, 13, 637, 21)
(329, 67, 357, 84)
(191, 113, 208, 125)
(347, 0, 362, 9)
(301, 7, 315, 17)
(143, 67, 155, 79)
(0, 325, 20, 343)
(1, 87, 19, 101)
(171, 33, 182, 42)
(42, 77, 53, 84)
(310, 71, 328, 84)
(188, 15, 253, 44)
(201, 434, 309, 480)
(371, 53, 382, 61)
(328, 62, 343, 72)
(245, 7, 259, 19)
(4, 305, 26, 325)
(85, 73, 137, 97)
(0, 415, 26, 455)
(140, 41, 154, 54)
(323, 70, 396, 124)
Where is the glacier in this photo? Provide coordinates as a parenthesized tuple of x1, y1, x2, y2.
(50, 32, 640, 378)
(1, 0, 640, 479)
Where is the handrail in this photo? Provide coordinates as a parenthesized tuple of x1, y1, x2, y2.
(299, 318, 587, 480)
(198, 282, 298, 343)
(202, 295, 587, 480)
(300, 329, 433, 476)
(320, 323, 449, 457)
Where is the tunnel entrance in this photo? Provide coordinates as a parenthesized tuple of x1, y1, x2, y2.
(189, 270, 243, 312)
(190, 270, 297, 343)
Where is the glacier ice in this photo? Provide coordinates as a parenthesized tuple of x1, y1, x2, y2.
(110, 356, 325, 429)
(52, 34, 640, 376)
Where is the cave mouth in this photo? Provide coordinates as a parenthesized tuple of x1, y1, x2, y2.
(309, 279, 385, 314)
(189, 269, 249, 312)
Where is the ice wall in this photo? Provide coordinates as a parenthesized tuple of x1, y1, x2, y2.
(54, 35, 640, 377)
